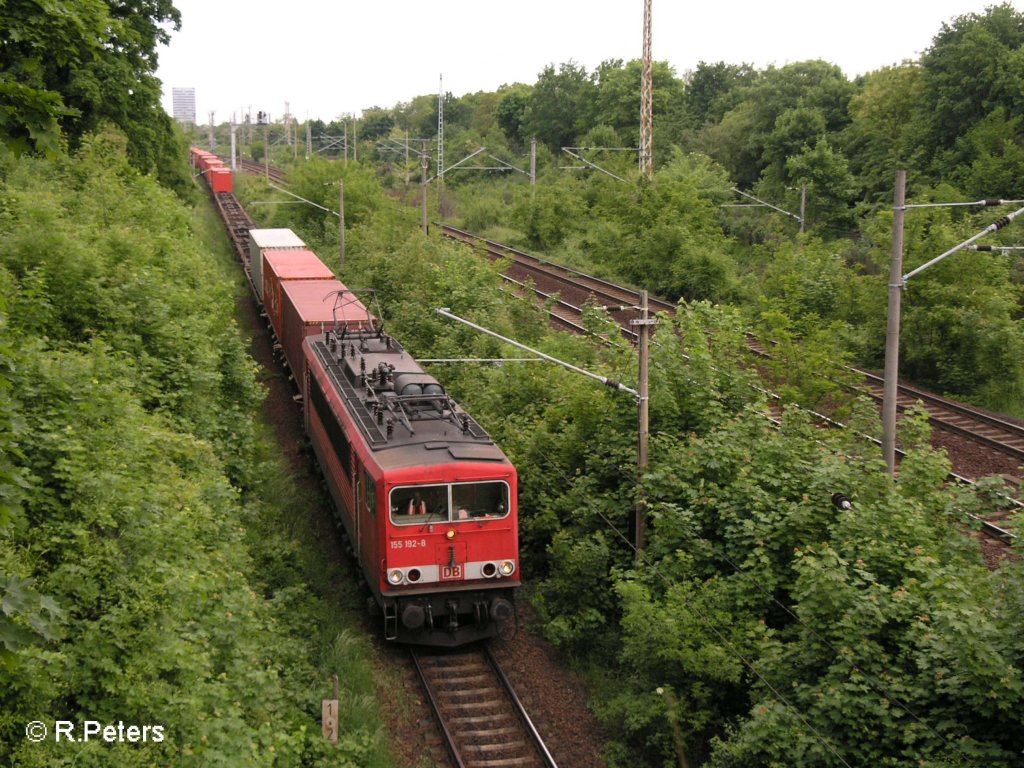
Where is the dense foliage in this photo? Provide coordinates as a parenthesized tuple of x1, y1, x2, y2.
(217, 3, 1024, 418)
(0, 0, 188, 192)
(224, 13, 1024, 761)
(1, 1, 1021, 765)
(0, 136, 392, 766)
(232, 149, 1024, 767)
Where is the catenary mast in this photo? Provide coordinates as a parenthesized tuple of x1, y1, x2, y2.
(640, 0, 653, 180)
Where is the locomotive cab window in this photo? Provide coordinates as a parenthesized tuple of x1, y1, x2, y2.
(452, 482, 508, 521)
(390, 484, 449, 524)
(389, 481, 509, 526)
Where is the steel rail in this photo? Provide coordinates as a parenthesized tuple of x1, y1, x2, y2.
(409, 648, 468, 768)
(499, 273, 635, 342)
(235, 157, 289, 185)
(484, 644, 559, 768)
(411, 645, 559, 768)
(211, 191, 258, 295)
(440, 224, 675, 314)
(442, 225, 1020, 544)
(859, 370, 1024, 461)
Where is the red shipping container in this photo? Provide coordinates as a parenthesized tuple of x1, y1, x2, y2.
(262, 250, 334, 341)
(280, 279, 372, 375)
(208, 167, 232, 193)
(248, 228, 306, 300)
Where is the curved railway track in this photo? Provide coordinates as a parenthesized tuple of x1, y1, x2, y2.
(221, 165, 1020, 541)
(234, 157, 290, 185)
(438, 224, 1021, 544)
(411, 644, 558, 768)
(439, 224, 1024, 471)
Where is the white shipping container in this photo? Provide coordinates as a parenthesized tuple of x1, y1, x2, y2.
(248, 228, 306, 299)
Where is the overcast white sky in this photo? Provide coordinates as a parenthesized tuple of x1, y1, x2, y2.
(157, 0, 1018, 124)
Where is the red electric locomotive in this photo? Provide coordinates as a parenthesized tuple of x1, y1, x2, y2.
(301, 291, 518, 646)
(192, 147, 521, 645)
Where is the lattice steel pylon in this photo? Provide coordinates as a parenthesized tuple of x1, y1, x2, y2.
(639, 0, 653, 180)
(437, 74, 444, 186)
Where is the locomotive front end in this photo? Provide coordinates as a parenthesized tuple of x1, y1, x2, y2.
(381, 470, 519, 646)
(303, 314, 521, 648)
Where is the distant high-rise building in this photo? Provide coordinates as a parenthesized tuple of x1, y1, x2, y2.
(172, 88, 196, 125)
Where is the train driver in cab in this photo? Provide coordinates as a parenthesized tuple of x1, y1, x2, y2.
(407, 491, 427, 516)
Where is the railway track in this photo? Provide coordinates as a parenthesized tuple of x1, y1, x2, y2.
(211, 165, 1020, 539)
(439, 224, 1024, 473)
(411, 644, 557, 768)
(212, 190, 259, 294)
(235, 157, 290, 185)
(440, 225, 674, 342)
(438, 224, 1021, 544)
(858, 371, 1024, 464)
(213, 191, 255, 265)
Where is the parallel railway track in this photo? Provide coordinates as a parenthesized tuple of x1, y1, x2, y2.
(438, 224, 1021, 544)
(235, 157, 290, 186)
(225, 164, 1020, 540)
(439, 224, 1024, 471)
(411, 645, 558, 768)
(440, 225, 674, 342)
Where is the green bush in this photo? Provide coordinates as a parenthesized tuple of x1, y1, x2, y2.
(0, 136, 392, 767)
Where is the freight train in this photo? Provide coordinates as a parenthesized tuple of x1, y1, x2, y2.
(190, 148, 519, 646)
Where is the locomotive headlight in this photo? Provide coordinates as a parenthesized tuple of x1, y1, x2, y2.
(445, 529, 456, 540)
(387, 568, 404, 585)
(499, 560, 516, 576)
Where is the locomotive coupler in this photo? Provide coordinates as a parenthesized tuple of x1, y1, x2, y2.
(474, 600, 489, 626)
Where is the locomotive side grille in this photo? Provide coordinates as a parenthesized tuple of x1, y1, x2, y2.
(308, 371, 352, 475)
